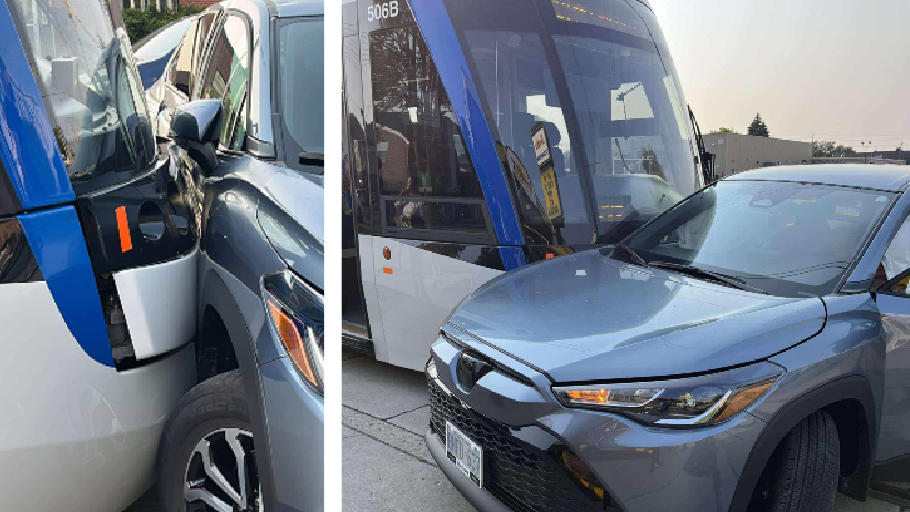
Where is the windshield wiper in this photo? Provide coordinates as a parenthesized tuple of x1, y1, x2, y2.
(604, 242, 648, 268)
(648, 261, 767, 294)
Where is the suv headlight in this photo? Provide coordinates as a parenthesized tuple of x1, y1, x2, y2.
(262, 269, 324, 394)
(553, 362, 783, 427)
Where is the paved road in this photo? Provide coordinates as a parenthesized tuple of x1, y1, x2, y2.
(123, 488, 158, 511)
(342, 349, 901, 512)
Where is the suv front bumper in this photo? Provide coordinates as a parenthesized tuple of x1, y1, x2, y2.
(426, 336, 770, 512)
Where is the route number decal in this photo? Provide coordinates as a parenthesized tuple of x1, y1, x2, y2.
(367, 1, 399, 21)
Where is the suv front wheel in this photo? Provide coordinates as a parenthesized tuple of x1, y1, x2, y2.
(748, 410, 840, 512)
(158, 370, 262, 512)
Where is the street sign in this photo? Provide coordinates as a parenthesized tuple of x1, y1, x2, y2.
(540, 167, 562, 219)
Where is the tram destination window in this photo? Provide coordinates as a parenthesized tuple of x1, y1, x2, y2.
(369, 23, 494, 243)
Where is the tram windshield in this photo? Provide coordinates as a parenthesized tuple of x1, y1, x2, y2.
(443, 0, 702, 245)
(9, 0, 156, 194)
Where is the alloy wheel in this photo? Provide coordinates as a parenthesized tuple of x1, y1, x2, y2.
(184, 427, 261, 512)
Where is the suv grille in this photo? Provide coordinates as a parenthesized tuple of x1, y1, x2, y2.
(428, 376, 611, 512)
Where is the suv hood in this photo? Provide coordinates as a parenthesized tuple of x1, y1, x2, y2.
(237, 160, 324, 289)
(447, 250, 826, 383)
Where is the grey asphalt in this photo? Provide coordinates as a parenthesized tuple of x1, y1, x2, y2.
(341, 349, 902, 512)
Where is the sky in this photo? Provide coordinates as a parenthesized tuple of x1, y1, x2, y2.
(648, 0, 910, 152)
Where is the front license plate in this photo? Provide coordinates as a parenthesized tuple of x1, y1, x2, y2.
(445, 421, 483, 487)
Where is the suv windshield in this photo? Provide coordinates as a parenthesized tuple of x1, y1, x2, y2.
(275, 16, 324, 172)
(625, 181, 896, 297)
(9, 0, 155, 194)
(442, 0, 702, 245)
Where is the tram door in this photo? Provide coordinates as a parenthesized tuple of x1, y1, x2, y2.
(350, 0, 507, 371)
(342, 0, 371, 348)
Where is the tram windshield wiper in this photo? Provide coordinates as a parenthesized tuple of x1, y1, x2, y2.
(648, 261, 767, 294)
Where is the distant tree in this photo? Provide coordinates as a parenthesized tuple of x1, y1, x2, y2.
(836, 145, 857, 157)
(710, 127, 737, 134)
(813, 140, 856, 157)
(813, 140, 835, 157)
(122, 6, 202, 43)
(641, 146, 665, 181)
(747, 113, 769, 137)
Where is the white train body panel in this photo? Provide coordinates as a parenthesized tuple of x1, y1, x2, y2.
(360, 235, 503, 371)
(114, 251, 198, 360)
(0, 282, 196, 512)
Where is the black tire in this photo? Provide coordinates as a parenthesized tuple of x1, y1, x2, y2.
(748, 410, 840, 512)
(158, 370, 260, 512)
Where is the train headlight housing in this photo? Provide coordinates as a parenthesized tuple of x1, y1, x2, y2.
(263, 270, 324, 394)
(553, 362, 783, 427)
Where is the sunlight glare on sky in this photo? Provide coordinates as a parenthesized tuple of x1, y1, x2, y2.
(648, 0, 910, 151)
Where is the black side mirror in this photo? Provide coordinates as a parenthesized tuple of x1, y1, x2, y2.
(171, 99, 222, 174)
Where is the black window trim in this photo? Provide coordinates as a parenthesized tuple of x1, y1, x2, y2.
(379, 195, 497, 245)
(877, 266, 910, 297)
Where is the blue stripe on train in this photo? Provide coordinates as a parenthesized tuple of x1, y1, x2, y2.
(408, 0, 527, 263)
(19, 207, 114, 367)
(0, 1, 75, 209)
(0, 5, 112, 367)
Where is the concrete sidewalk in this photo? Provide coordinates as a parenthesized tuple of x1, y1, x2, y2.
(342, 349, 475, 512)
(341, 349, 900, 512)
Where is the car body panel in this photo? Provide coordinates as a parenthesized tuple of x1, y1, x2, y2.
(0, 281, 196, 512)
(114, 250, 198, 359)
(447, 249, 826, 383)
(428, 335, 765, 512)
(432, 168, 910, 512)
(197, 156, 324, 512)
(367, 236, 505, 370)
(875, 292, 910, 463)
(756, 293, 885, 427)
(258, 346, 325, 512)
(726, 164, 910, 192)
(147, 1, 323, 509)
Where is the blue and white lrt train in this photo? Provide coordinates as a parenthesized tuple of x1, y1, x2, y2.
(342, 0, 716, 369)
(0, 0, 198, 510)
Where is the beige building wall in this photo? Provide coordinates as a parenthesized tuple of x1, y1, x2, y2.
(703, 133, 812, 178)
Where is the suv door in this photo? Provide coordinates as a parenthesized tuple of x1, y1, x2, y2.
(872, 213, 910, 491)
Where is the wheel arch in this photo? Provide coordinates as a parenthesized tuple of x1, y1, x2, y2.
(729, 375, 877, 512)
(197, 304, 239, 382)
(197, 267, 279, 512)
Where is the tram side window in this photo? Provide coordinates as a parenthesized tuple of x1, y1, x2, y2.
(200, 15, 250, 151)
(369, 25, 492, 240)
